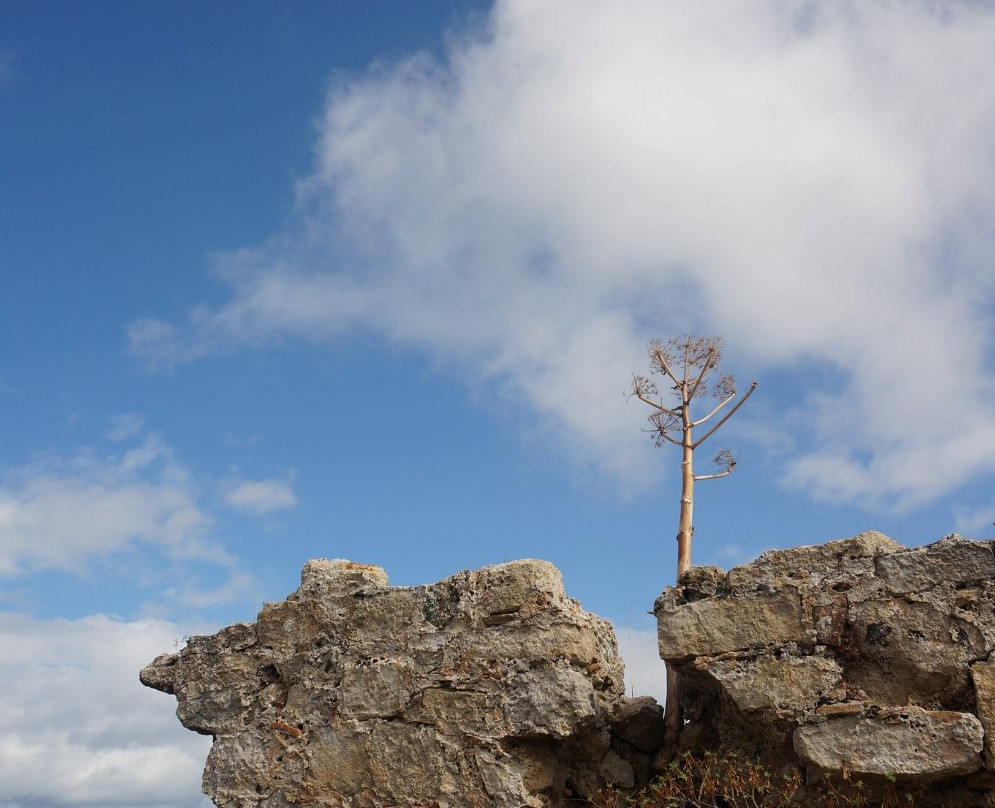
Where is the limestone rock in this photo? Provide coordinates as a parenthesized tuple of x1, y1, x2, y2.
(657, 590, 805, 660)
(142, 558, 658, 808)
(875, 536, 995, 595)
(725, 531, 904, 593)
(609, 696, 666, 754)
(655, 531, 995, 802)
(699, 654, 843, 713)
(793, 707, 983, 780)
(971, 657, 995, 769)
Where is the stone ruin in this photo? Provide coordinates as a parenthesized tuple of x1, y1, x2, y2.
(141, 559, 665, 808)
(142, 531, 995, 807)
(657, 530, 995, 806)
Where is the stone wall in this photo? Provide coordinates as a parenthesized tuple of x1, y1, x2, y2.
(142, 559, 664, 808)
(655, 531, 995, 806)
(143, 532, 995, 807)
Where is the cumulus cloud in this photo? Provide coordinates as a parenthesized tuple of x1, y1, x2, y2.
(223, 477, 297, 514)
(0, 433, 227, 576)
(129, 0, 995, 512)
(0, 612, 211, 808)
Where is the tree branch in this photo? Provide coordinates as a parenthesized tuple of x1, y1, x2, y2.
(631, 389, 681, 417)
(691, 381, 758, 449)
(650, 346, 682, 387)
(691, 392, 736, 427)
(694, 467, 735, 481)
(686, 357, 714, 401)
(648, 429, 682, 446)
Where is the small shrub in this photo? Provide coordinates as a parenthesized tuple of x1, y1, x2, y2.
(589, 751, 918, 808)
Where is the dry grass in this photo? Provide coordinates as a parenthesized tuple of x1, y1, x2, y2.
(589, 751, 917, 808)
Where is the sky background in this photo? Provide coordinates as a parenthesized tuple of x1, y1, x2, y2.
(2, 1, 995, 806)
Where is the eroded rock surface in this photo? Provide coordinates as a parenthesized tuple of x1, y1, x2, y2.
(656, 532, 995, 805)
(142, 559, 661, 808)
(794, 706, 983, 779)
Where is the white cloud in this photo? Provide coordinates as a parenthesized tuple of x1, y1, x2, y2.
(223, 477, 297, 514)
(715, 543, 758, 567)
(129, 0, 995, 513)
(0, 611, 211, 808)
(107, 412, 145, 442)
(0, 434, 228, 576)
(952, 504, 995, 537)
(616, 624, 667, 704)
(176, 570, 260, 609)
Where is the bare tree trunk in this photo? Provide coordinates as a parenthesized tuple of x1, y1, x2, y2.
(676, 440, 694, 578)
(660, 422, 694, 766)
(658, 664, 682, 768)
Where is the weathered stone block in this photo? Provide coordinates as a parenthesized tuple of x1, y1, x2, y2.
(793, 707, 983, 780)
(725, 531, 903, 591)
(300, 558, 389, 593)
(845, 597, 980, 706)
(876, 536, 995, 595)
(701, 653, 843, 712)
(340, 659, 413, 718)
(204, 734, 281, 806)
(451, 623, 603, 666)
(366, 723, 445, 801)
(505, 667, 597, 738)
(405, 687, 497, 735)
(609, 696, 666, 753)
(970, 657, 995, 770)
(305, 725, 370, 797)
(255, 600, 320, 653)
(340, 588, 426, 658)
(657, 590, 805, 659)
(471, 559, 564, 623)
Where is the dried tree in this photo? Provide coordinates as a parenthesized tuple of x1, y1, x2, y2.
(630, 335, 756, 758)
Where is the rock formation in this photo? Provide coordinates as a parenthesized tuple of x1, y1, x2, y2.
(656, 531, 995, 806)
(142, 559, 664, 808)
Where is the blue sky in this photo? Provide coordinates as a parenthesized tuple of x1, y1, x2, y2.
(2, 2, 995, 806)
